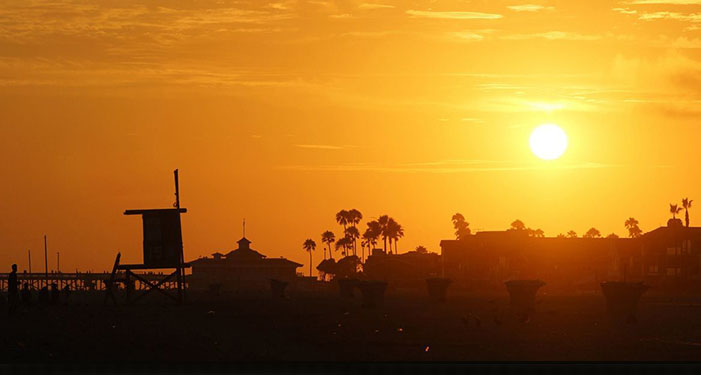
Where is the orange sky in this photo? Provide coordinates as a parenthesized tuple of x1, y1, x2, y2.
(0, 0, 700, 273)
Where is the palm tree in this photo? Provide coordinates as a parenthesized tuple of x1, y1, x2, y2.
(361, 228, 374, 261)
(452, 213, 471, 240)
(388, 219, 404, 254)
(670, 203, 682, 219)
(360, 238, 369, 261)
(344, 226, 360, 256)
(682, 198, 693, 228)
(321, 231, 335, 260)
(566, 230, 577, 238)
(415, 245, 428, 254)
(556, 233, 566, 238)
(335, 237, 352, 257)
(624, 217, 642, 238)
(303, 239, 316, 277)
(378, 215, 391, 253)
(347, 209, 363, 255)
(583, 227, 601, 238)
(365, 220, 382, 258)
(335, 210, 350, 254)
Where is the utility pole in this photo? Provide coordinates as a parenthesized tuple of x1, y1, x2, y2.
(174, 169, 185, 304)
(28, 249, 32, 274)
(44, 235, 48, 288)
(57, 252, 60, 273)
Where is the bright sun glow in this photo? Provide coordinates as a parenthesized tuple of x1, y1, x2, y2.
(529, 124, 568, 160)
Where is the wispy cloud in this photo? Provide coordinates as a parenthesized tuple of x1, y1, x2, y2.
(628, 0, 701, 4)
(613, 8, 637, 15)
(502, 31, 601, 40)
(637, 11, 701, 21)
(448, 31, 485, 41)
(277, 161, 627, 173)
(359, 3, 395, 10)
(294, 144, 345, 150)
(507, 4, 554, 12)
(406, 10, 503, 20)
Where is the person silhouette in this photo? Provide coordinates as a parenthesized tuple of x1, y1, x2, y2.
(8, 264, 19, 315)
(21, 282, 32, 306)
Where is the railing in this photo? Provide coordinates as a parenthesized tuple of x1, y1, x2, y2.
(0, 272, 188, 292)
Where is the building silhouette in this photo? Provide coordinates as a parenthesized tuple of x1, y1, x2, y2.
(440, 219, 701, 291)
(188, 237, 302, 292)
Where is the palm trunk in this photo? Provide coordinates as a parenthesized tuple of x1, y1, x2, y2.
(686, 210, 690, 227)
(383, 236, 387, 253)
(309, 251, 312, 278)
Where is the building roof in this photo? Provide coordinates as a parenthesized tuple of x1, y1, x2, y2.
(189, 236, 301, 268)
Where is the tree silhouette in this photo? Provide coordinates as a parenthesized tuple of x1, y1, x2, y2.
(556, 233, 566, 238)
(509, 220, 526, 231)
(624, 217, 643, 238)
(364, 220, 382, 258)
(335, 210, 350, 254)
(566, 230, 577, 238)
(388, 219, 404, 254)
(303, 239, 316, 277)
(452, 213, 471, 240)
(415, 245, 428, 254)
(583, 227, 601, 238)
(670, 203, 682, 219)
(321, 231, 335, 260)
(682, 198, 693, 228)
(606, 233, 620, 239)
(347, 209, 363, 255)
(335, 237, 352, 257)
(344, 226, 360, 257)
(530, 228, 545, 238)
(378, 215, 391, 253)
(361, 228, 374, 261)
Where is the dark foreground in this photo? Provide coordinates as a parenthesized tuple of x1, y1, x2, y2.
(3, 287, 701, 362)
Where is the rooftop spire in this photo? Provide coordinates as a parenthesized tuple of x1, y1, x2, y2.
(243, 218, 246, 237)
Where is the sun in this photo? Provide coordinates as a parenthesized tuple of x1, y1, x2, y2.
(529, 124, 568, 160)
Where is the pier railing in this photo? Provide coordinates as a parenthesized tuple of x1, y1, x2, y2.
(0, 272, 188, 292)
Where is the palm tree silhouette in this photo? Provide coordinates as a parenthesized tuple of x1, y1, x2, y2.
(361, 228, 374, 261)
(344, 226, 360, 256)
(388, 219, 404, 254)
(624, 217, 642, 238)
(452, 213, 471, 240)
(566, 230, 577, 238)
(303, 239, 316, 277)
(670, 203, 682, 219)
(347, 209, 363, 255)
(321, 231, 335, 260)
(336, 210, 350, 253)
(378, 215, 390, 253)
(335, 237, 352, 257)
(415, 245, 428, 253)
(364, 220, 382, 258)
(682, 198, 693, 228)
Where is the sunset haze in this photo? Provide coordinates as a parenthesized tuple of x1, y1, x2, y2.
(1, 0, 700, 273)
